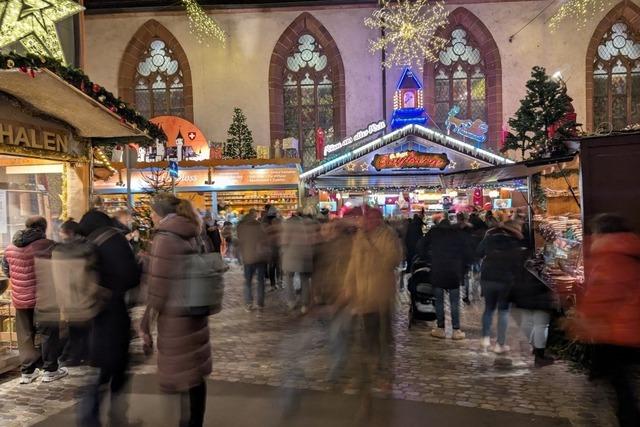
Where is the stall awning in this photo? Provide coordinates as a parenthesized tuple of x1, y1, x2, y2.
(0, 69, 151, 143)
(441, 154, 578, 188)
(314, 174, 443, 190)
(301, 124, 514, 182)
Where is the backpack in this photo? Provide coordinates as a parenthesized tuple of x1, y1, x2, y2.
(35, 229, 116, 324)
(159, 231, 226, 316)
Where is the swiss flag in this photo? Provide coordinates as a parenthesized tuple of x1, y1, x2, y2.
(188, 131, 197, 141)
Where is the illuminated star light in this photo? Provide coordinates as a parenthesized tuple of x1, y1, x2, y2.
(548, 0, 611, 31)
(364, 0, 449, 69)
(181, 0, 226, 45)
(0, 0, 84, 64)
(447, 160, 457, 170)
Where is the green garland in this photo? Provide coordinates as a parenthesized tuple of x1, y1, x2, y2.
(0, 52, 166, 144)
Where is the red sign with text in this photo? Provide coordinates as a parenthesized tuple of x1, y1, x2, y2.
(371, 151, 450, 171)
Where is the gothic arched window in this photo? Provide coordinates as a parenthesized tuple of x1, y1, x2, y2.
(283, 35, 334, 167)
(134, 39, 184, 119)
(269, 13, 345, 169)
(118, 20, 193, 121)
(433, 28, 486, 131)
(592, 21, 640, 130)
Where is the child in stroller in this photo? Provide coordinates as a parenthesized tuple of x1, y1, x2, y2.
(407, 257, 437, 328)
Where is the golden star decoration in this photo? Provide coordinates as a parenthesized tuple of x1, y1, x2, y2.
(0, 0, 84, 64)
(364, 0, 449, 69)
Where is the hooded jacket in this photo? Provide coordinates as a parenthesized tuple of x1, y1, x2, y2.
(476, 226, 527, 284)
(2, 228, 53, 309)
(575, 233, 640, 347)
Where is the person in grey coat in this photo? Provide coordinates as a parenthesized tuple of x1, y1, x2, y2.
(281, 209, 318, 314)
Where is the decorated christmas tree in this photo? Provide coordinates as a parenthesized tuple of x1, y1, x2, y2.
(223, 108, 257, 159)
(502, 66, 578, 159)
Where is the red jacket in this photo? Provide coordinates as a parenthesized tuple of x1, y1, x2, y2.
(2, 229, 54, 309)
(576, 233, 640, 347)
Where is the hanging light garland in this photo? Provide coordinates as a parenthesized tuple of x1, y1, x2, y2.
(364, 0, 449, 69)
(548, 0, 611, 31)
(182, 0, 227, 45)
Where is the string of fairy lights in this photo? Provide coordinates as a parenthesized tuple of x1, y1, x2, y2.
(181, 0, 227, 45)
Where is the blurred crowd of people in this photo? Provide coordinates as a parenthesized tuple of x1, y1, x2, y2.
(1, 194, 639, 426)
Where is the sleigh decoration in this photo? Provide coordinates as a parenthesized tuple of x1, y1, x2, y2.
(445, 106, 488, 144)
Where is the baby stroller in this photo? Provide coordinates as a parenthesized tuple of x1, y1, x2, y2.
(407, 257, 437, 329)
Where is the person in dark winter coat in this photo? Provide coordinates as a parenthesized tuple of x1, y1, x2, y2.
(237, 209, 270, 311)
(262, 208, 283, 292)
(77, 210, 140, 426)
(404, 215, 424, 276)
(477, 221, 527, 354)
(206, 222, 223, 253)
(140, 195, 212, 427)
(2, 217, 60, 384)
(511, 264, 557, 367)
(417, 218, 471, 340)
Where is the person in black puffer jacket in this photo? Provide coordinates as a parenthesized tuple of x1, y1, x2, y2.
(477, 221, 527, 354)
(417, 217, 472, 340)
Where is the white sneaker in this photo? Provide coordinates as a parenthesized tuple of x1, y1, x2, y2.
(481, 336, 491, 350)
(431, 328, 446, 339)
(42, 367, 69, 383)
(492, 344, 511, 354)
(20, 368, 41, 384)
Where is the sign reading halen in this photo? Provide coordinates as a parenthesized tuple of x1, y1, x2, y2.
(371, 151, 450, 171)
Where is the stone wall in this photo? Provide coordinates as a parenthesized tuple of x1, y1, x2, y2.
(83, 1, 640, 149)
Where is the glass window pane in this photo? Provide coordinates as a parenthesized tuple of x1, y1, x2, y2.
(153, 89, 168, 115)
(301, 85, 314, 106)
(319, 106, 333, 131)
(435, 79, 449, 102)
(318, 84, 333, 105)
(594, 73, 608, 97)
(471, 78, 485, 100)
(612, 72, 627, 95)
(284, 86, 298, 107)
(632, 70, 640, 123)
(434, 103, 450, 128)
(612, 96, 627, 129)
(134, 90, 151, 118)
(301, 106, 315, 127)
(471, 100, 486, 121)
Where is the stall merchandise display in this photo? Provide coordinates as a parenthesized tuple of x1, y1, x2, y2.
(531, 215, 584, 305)
(217, 190, 298, 215)
(0, 285, 19, 374)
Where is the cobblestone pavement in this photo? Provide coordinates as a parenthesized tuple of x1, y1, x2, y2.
(0, 263, 619, 426)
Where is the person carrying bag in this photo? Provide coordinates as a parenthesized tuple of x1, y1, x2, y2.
(141, 195, 223, 427)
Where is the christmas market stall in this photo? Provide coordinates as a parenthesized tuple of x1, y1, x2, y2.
(300, 123, 514, 218)
(93, 159, 301, 222)
(0, 55, 157, 373)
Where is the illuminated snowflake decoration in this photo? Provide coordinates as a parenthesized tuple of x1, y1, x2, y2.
(548, 0, 611, 32)
(182, 0, 226, 45)
(365, 0, 449, 69)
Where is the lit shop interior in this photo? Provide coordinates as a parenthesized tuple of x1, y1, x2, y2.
(93, 162, 301, 221)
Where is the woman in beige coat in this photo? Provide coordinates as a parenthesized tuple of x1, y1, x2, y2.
(141, 195, 212, 427)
